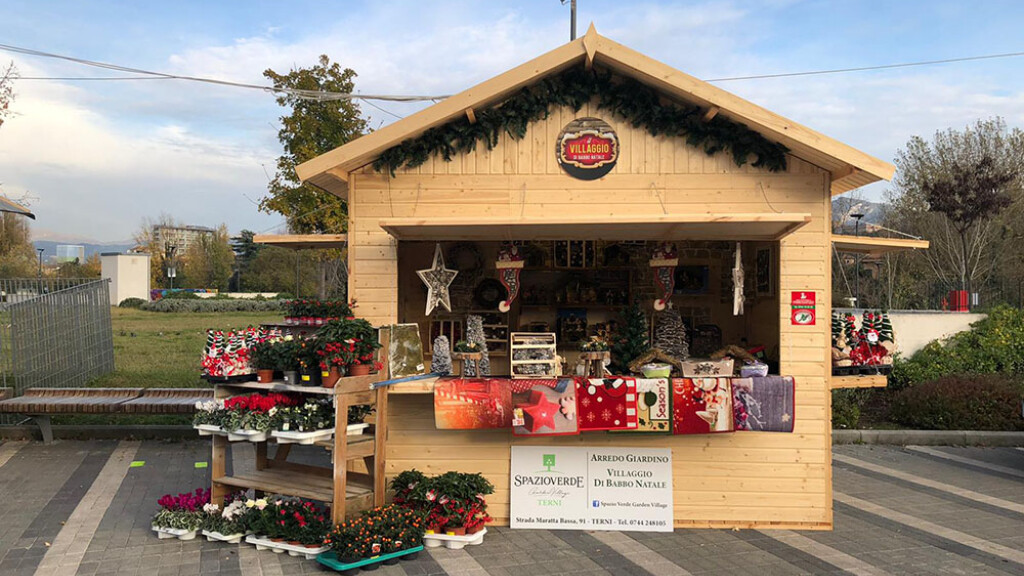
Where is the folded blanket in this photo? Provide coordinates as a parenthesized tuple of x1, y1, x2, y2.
(732, 376, 795, 433)
(672, 378, 734, 434)
(434, 377, 512, 429)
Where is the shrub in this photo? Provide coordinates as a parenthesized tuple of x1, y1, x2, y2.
(118, 297, 146, 308)
(275, 292, 295, 300)
(890, 374, 1024, 431)
(891, 306, 1024, 390)
(140, 299, 286, 313)
(831, 390, 863, 429)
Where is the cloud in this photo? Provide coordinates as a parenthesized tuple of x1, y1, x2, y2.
(2, 0, 1024, 241)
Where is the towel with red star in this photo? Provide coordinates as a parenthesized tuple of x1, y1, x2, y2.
(512, 378, 578, 436)
(575, 377, 639, 432)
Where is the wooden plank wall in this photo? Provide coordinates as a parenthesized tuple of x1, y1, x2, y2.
(348, 101, 833, 529)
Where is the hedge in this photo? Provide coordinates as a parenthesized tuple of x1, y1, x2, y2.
(890, 374, 1024, 431)
(140, 299, 287, 313)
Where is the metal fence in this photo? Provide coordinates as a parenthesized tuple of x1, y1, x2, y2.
(0, 279, 114, 423)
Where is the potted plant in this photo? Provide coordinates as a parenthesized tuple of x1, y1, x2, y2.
(201, 498, 250, 543)
(249, 340, 277, 383)
(274, 337, 302, 385)
(315, 318, 381, 381)
(152, 488, 209, 540)
(192, 399, 226, 436)
(344, 319, 382, 376)
(321, 505, 424, 569)
(297, 340, 321, 386)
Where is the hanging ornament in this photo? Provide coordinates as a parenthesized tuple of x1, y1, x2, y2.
(732, 242, 745, 316)
(495, 243, 525, 313)
(417, 243, 458, 315)
(649, 242, 678, 311)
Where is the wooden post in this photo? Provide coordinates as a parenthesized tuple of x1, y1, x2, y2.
(332, 390, 349, 525)
(211, 435, 228, 504)
(255, 442, 268, 471)
(373, 385, 388, 506)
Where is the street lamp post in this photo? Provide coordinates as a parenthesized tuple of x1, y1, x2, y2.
(851, 213, 865, 309)
(36, 248, 45, 295)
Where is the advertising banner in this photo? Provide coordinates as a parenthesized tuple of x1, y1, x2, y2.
(510, 446, 673, 532)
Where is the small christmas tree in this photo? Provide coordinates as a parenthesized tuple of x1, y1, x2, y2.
(612, 299, 649, 373)
(465, 314, 490, 377)
(878, 311, 894, 343)
(843, 314, 857, 346)
(831, 313, 844, 348)
(652, 308, 688, 361)
(431, 335, 453, 375)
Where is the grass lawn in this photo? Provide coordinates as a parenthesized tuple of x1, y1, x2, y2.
(90, 307, 279, 389)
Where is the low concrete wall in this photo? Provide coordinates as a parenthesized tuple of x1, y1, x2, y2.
(833, 309, 986, 357)
(195, 292, 280, 299)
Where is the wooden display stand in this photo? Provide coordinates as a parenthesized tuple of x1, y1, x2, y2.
(579, 351, 609, 377)
(209, 374, 388, 525)
(510, 332, 557, 379)
(451, 351, 483, 377)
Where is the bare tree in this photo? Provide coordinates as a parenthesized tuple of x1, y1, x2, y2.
(886, 118, 1024, 298)
(0, 62, 16, 130)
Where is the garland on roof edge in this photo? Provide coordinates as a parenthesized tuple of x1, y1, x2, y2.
(373, 67, 789, 176)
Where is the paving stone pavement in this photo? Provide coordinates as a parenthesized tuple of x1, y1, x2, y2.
(0, 440, 1021, 576)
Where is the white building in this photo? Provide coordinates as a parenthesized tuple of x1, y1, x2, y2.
(100, 253, 151, 305)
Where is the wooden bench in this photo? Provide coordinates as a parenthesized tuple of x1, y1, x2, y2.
(0, 387, 214, 443)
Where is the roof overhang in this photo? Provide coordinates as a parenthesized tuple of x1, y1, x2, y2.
(298, 25, 893, 200)
(253, 234, 347, 250)
(380, 213, 811, 242)
(831, 234, 929, 256)
(0, 197, 35, 219)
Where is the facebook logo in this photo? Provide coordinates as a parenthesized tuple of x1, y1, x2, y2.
(592, 500, 600, 508)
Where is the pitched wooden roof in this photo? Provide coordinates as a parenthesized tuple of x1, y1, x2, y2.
(297, 25, 893, 198)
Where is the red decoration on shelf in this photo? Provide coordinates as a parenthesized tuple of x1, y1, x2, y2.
(649, 243, 678, 311)
(496, 243, 525, 313)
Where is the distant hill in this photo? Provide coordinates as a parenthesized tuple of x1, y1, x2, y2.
(33, 240, 136, 262)
(832, 198, 886, 233)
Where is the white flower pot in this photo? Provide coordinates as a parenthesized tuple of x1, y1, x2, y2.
(202, 530, 244, 544)
(422, 528, 487, 550)
(193, 424, 225, 437)
(226, 429, 268, 442)
(152, 526, 198, 540)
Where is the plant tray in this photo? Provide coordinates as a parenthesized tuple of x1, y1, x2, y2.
(201, 373, 256, 384)
(271, 423, 370, 445)
(316, 546, 424, 573)
(152, 526, 197, 541)
(226, 429, 269, 442)
(202, 530, 244, 544)
(423, 528, 487, 550)
(194, 424, 226, 437)
(245, 534, 329, 559)
(271, 428, 333, 445)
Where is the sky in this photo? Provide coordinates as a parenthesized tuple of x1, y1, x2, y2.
(0, 0, 1023, 243)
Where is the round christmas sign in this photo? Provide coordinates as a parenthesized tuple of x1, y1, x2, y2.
(556, 117, 618, 180)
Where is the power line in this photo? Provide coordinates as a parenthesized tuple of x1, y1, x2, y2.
(5, 41, 1024, 100)
(705, 50, 1024, 82)
(0, 42, 450, 102)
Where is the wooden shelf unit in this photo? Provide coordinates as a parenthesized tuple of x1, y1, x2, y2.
(209, 370, 388, 525)
(509, 332, 557, 379)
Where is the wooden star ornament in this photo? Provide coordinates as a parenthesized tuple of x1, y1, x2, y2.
(417, 243, 458, 315)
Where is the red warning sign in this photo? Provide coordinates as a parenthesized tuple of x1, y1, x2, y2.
(791, 291, 816, 325)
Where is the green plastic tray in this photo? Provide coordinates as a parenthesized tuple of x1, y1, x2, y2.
(316, 546, 424, 572)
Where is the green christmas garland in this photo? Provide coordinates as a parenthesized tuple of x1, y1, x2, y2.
(373, 67, 789, 175)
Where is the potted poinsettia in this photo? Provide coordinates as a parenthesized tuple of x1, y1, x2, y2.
(152, 488, 210, 540)
(249, 339, 277, 383)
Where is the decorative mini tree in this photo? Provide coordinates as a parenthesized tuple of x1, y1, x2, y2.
(465, 315, 490, 377)
(612, 300, 649, 373)
(652, 308, 688, 362)
(431, 335, 453, 376)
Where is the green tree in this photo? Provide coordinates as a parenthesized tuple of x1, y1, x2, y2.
(0, 211, 35, 278)
(57, 253, 101, 278)
(182, 225, 234, 290)
(260, 55, 367, 234)
(241, 245, 318, 295)
(230, 229, 262, 290)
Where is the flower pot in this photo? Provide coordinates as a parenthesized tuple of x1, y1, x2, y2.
(314, 317, 325, 326)
(283, 370, 298, 385)
(348, 363, 372, 376)
(300, 371, 321, 386)
(321, 367, 342, 388)
(257, 369, 274, 383)
(446, 525, 467, 536)
(467, 524, 484, 534)
(287, 540, 302, 547)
